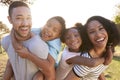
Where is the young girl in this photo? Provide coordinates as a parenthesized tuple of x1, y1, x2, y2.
(64, 16, 120, 80)
(56, 23, 112, 80)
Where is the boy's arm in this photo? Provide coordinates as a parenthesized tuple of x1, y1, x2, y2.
(27, 53, 56, 80)
(98, 73, 106, 80)
(16, 48, 56, 80)
(3, 59, 14, 80)
(66, 56, 105, 67)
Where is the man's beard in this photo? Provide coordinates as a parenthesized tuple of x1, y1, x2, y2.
(14, 30, 32, 41)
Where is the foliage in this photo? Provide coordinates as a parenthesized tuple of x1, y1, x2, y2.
(114, 4, 120, 24)
(0, 21, 9, 34)
(114, 15, 120, 24)
(0, 0, 35, 6)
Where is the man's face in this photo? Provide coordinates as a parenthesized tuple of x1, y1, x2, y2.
(8, 6, 32, 38)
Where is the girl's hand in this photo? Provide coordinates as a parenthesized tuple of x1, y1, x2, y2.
(104, 44, 113, 65)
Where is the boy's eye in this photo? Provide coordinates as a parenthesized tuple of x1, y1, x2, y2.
(27, 16, 32, 20)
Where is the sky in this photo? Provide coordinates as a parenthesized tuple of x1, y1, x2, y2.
(0, 0, 120, 29)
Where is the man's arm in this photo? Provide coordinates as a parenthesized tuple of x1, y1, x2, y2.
(3, 59, 14, 80)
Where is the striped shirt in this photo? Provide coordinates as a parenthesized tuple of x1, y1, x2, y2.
(73, 52, 108, 80)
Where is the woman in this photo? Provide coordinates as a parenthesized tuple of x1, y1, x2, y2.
(64, 16, 120, 80)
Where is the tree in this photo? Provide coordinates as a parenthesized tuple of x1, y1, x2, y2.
(0, 21, 10, 34)
(114, 4, 120, 24)
(0, 0, 35, 6)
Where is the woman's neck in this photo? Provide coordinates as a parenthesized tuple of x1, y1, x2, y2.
(90, 46, 106, 58)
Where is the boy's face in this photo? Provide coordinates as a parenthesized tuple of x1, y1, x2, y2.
(41, 19, 62, 41)
(8, 6, 32, 38)
(65, 29, 82, 52)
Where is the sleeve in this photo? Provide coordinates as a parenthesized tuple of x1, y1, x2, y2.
(47, 38, 61, 62)
(29, 35, 48, 59)
(31, 28, 41, 35)
(1, 35, 10, 51)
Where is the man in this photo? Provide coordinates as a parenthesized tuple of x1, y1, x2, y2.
(1, 1, 54, 80)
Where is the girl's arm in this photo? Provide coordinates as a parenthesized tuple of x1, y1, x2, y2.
(66, 56, 105, 67)
(66, 45, 113, 67)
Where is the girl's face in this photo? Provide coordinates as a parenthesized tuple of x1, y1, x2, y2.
(87, 20, 108, 48)
(41, 19, 62, 41)
(65, 28, 82, 52)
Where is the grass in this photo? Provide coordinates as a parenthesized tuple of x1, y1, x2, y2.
(105, 56, 120, 80)
(104, 45, 120, 80)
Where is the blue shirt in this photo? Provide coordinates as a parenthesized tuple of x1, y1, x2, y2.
(31, 28, 62, 66)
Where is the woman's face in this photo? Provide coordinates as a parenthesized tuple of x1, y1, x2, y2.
(41, 19, 62, 41)
(87, 20, 108, 48)
(65, 28, 82, 52)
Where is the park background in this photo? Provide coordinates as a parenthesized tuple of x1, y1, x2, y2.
(0, 0, 120, 80)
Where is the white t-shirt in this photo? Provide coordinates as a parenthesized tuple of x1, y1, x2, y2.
(2, 35, 48, 80)
(56, 47, 81, 80)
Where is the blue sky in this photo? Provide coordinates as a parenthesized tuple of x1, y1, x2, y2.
(0, 0, 120, 29)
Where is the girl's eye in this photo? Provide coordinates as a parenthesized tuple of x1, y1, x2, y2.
(65, 36, 70, 40)
(88, 31, 95, 34)
(99, 27, 104, 30)
(47, 24, 51, 27)
(74, 34, 80, 37)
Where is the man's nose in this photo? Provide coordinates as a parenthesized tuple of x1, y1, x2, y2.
(22, 19, 29, 26)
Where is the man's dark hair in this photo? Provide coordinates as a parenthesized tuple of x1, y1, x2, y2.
(8, 1, 29, 17)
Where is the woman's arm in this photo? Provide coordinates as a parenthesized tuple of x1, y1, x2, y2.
(103, 46, 113, 65)
(98, 73, 106, 80)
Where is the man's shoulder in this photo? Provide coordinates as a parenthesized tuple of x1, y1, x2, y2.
(2, 34, 10, 42)
(31, 28, 41, 35)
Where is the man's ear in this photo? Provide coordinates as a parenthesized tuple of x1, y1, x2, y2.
(7, 16, 12, 24)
